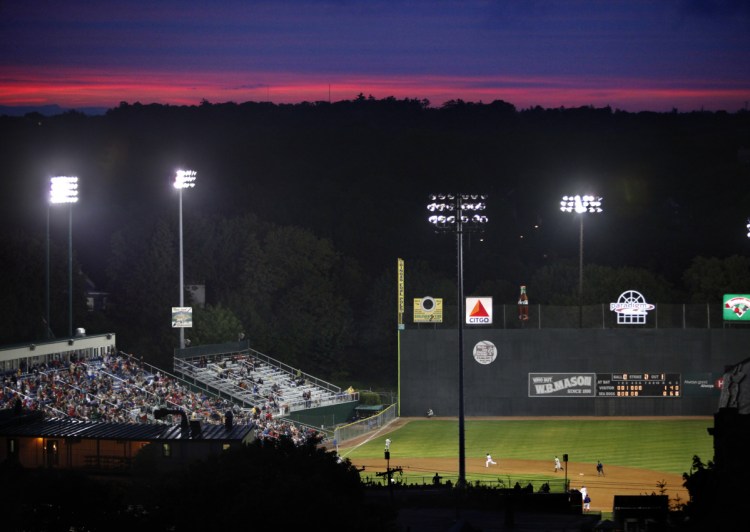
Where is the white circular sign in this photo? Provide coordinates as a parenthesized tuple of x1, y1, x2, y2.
(473, 340, 497, 365)
(420, 296, 436, 312)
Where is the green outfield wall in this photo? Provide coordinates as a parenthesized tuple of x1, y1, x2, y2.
(284, 401, 357, 429)
(399, 328, 748, 416)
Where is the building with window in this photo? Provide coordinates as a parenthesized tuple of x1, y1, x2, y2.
(0, 408, 254, 471)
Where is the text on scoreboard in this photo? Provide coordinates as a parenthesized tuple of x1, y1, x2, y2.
(596, 373, 681, 397)
(528, 373, 681, 397)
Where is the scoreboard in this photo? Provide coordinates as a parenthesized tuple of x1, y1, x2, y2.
(527, 373, 686, 398)
(596, 373, 681, 397)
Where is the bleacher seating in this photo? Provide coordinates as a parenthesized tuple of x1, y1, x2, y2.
(173, 351, 355, 418)
(0, 351, 321, 446)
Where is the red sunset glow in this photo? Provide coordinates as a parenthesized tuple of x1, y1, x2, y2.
(1, 67, 747, 113)
(1, 1, 748, 113)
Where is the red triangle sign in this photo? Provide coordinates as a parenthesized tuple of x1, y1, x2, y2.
(470, 300, 489, 317)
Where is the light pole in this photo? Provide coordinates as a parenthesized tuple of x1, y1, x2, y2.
(50, 176, 79, 338)
(45, 203, 50, 339)
(427, 193, 488, 489)
(560, 194, 602, 328)
(174, 170, 196, 350)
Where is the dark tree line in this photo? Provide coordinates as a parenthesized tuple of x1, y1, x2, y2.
(1, 98, 750, 386)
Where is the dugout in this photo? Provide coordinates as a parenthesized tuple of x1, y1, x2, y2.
(354, 404, 385, 419)
(400, 328, 749, 417)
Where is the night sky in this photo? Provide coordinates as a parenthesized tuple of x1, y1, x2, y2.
(2, 0, 749, 112)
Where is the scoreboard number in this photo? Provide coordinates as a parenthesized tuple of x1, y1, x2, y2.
(596, 373, 681, 397)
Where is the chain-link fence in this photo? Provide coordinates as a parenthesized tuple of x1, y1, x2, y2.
(334, 403, 397, 445)
(362, 473, 568, 493)
(409, 303, 726, 329)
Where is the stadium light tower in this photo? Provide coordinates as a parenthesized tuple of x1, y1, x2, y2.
(45, 195, 51, 339)
(560, 194, 602, 328)
(49, 176, 79, 338)
(174, 170, 196, 350)
(427, 193, 488, 489)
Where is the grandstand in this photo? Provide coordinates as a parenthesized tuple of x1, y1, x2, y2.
(172, 342, 361, 434)
(1, 334, 360, 446)
(173, 346, 356, 417)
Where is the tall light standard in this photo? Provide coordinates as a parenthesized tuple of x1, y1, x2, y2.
(50, 176, 79, 338)
(560, 194, 602, 328)
(174, 170, 196, 350)
(427, 193, 488, 489)
(45, 201, 51, 339)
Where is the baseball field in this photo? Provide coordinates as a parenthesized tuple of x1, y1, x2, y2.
(337, 416, 714, 514)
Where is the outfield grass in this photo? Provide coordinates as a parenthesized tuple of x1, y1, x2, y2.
(344, 419, 714, 475)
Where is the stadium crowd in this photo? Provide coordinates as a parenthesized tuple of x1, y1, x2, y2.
(0, 350, 319, 446)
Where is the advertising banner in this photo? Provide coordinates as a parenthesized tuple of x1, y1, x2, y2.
(172, 307, 193, 328)
(466, 297, 492, 325)
(414, 296, 443, 323)
(682, 373, 721, 396)
(528, 373, 596, 397)
(723, 294, 750, 321)
(610, 290, 655, 325)
(472, 340, 497, 365)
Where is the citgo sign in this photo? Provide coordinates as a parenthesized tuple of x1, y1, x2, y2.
(466, 297, 492, 324)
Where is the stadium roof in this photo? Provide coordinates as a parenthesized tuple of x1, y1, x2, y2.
(0, 409, 253, 441)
